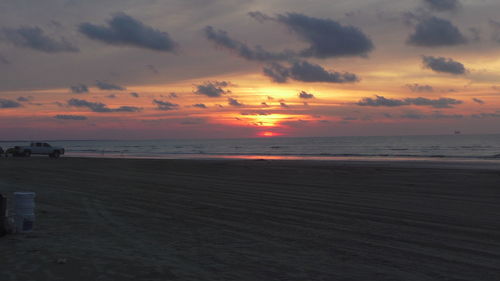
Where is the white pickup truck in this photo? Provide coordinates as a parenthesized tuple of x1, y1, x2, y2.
(14, 142, 65, 158)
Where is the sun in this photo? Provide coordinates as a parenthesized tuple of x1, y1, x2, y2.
(258, 131, 282, 137)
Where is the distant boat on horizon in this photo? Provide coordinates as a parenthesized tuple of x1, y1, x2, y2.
(454, 130, 461, 135)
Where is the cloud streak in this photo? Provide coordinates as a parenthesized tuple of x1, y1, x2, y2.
(153, 99, 179, 111)
(54, 114, 88, 120)
(406, 83, 434, 92)
(70, 84, 89, 94)
(0, 99, 22, 108)
(357, 95, 462, 108)
(95, 80, 126, 90)
(423, 0, 461, 12)
(1, 26, 78, 53)
(67, 98, 141, 112)
(204, 26, 293, 61)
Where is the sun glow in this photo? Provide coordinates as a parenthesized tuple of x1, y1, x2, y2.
(234, 113, 309, 127)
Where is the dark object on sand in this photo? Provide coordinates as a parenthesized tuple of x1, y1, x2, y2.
(0, 146, 4, 157)
(5, 147, 24, 157)
(0, 194, 6, 237)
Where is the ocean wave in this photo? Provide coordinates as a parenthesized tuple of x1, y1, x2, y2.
(65, 150, 500, 160)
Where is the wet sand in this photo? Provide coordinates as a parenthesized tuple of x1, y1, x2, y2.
(1, 157, 500, 280)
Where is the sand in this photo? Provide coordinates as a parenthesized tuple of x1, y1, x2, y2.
(1, 157, 500, 280)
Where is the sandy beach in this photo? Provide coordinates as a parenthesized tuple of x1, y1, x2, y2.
(1, 157, 500, 280)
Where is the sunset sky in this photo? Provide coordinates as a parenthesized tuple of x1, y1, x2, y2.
(1, 0, 500, 140)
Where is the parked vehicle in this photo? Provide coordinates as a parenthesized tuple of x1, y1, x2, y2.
(14, 142, 65, 158)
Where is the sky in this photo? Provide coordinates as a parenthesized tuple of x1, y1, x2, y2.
(1, 0, 500, 140)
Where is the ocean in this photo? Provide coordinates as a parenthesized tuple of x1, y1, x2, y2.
(2, 134, 500, 162)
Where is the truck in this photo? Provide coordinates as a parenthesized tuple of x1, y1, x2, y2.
(13, 142, 65, 158)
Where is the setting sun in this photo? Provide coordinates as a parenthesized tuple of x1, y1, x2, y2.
(258, 131, 282, 137)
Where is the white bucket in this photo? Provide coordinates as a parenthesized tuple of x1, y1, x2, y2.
(13, 192, 36, 210)
(13, 192, 36, 233)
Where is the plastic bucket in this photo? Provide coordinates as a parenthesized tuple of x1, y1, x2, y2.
(13, 192, 36, 210)
(13, 192, 36, 233)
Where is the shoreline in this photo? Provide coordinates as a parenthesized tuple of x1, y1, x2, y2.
(59, 154, 500, 170)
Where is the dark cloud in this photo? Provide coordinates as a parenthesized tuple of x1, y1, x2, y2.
(130, 92, 139, 98)
(168, 92, 178, 98)
(0, 99, 22, 108)
(406, 83, 434, 92)
(273, 13, 374, 58)
(298, 91, 315, 99)
(79, 13, 177, 52)
(263, 63, 290, 83)
(228, 97, 243, 107)
(70, 84, 89, 94)
(54, 114, 88, 120)
(16, 96, 31, 102)
(357, 95, 407, 107)
(357, 95, 462, 108)
(204, 26, 292, 61)
(423, 0, 460, 12)
(207, 12, 373, 61)
(289, 61, 358, 83)
(194, 81, 230, 97)
(280, 102, 289, 108)
(1, 26, 78, 53)
(407, 17, 466, 47)
(263, 61, 358, 83)
(471, 112, 500, 118)
(95, 80, 125, 90)
(472, 98, 484, 104)
(67, 98, 141, 112)
(407, 97, 462, 108)
(192, 103, 207, 109)
(422, 56, 466, 74)
(153, 99, 179, 111)
(106, 94, 117, 99)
